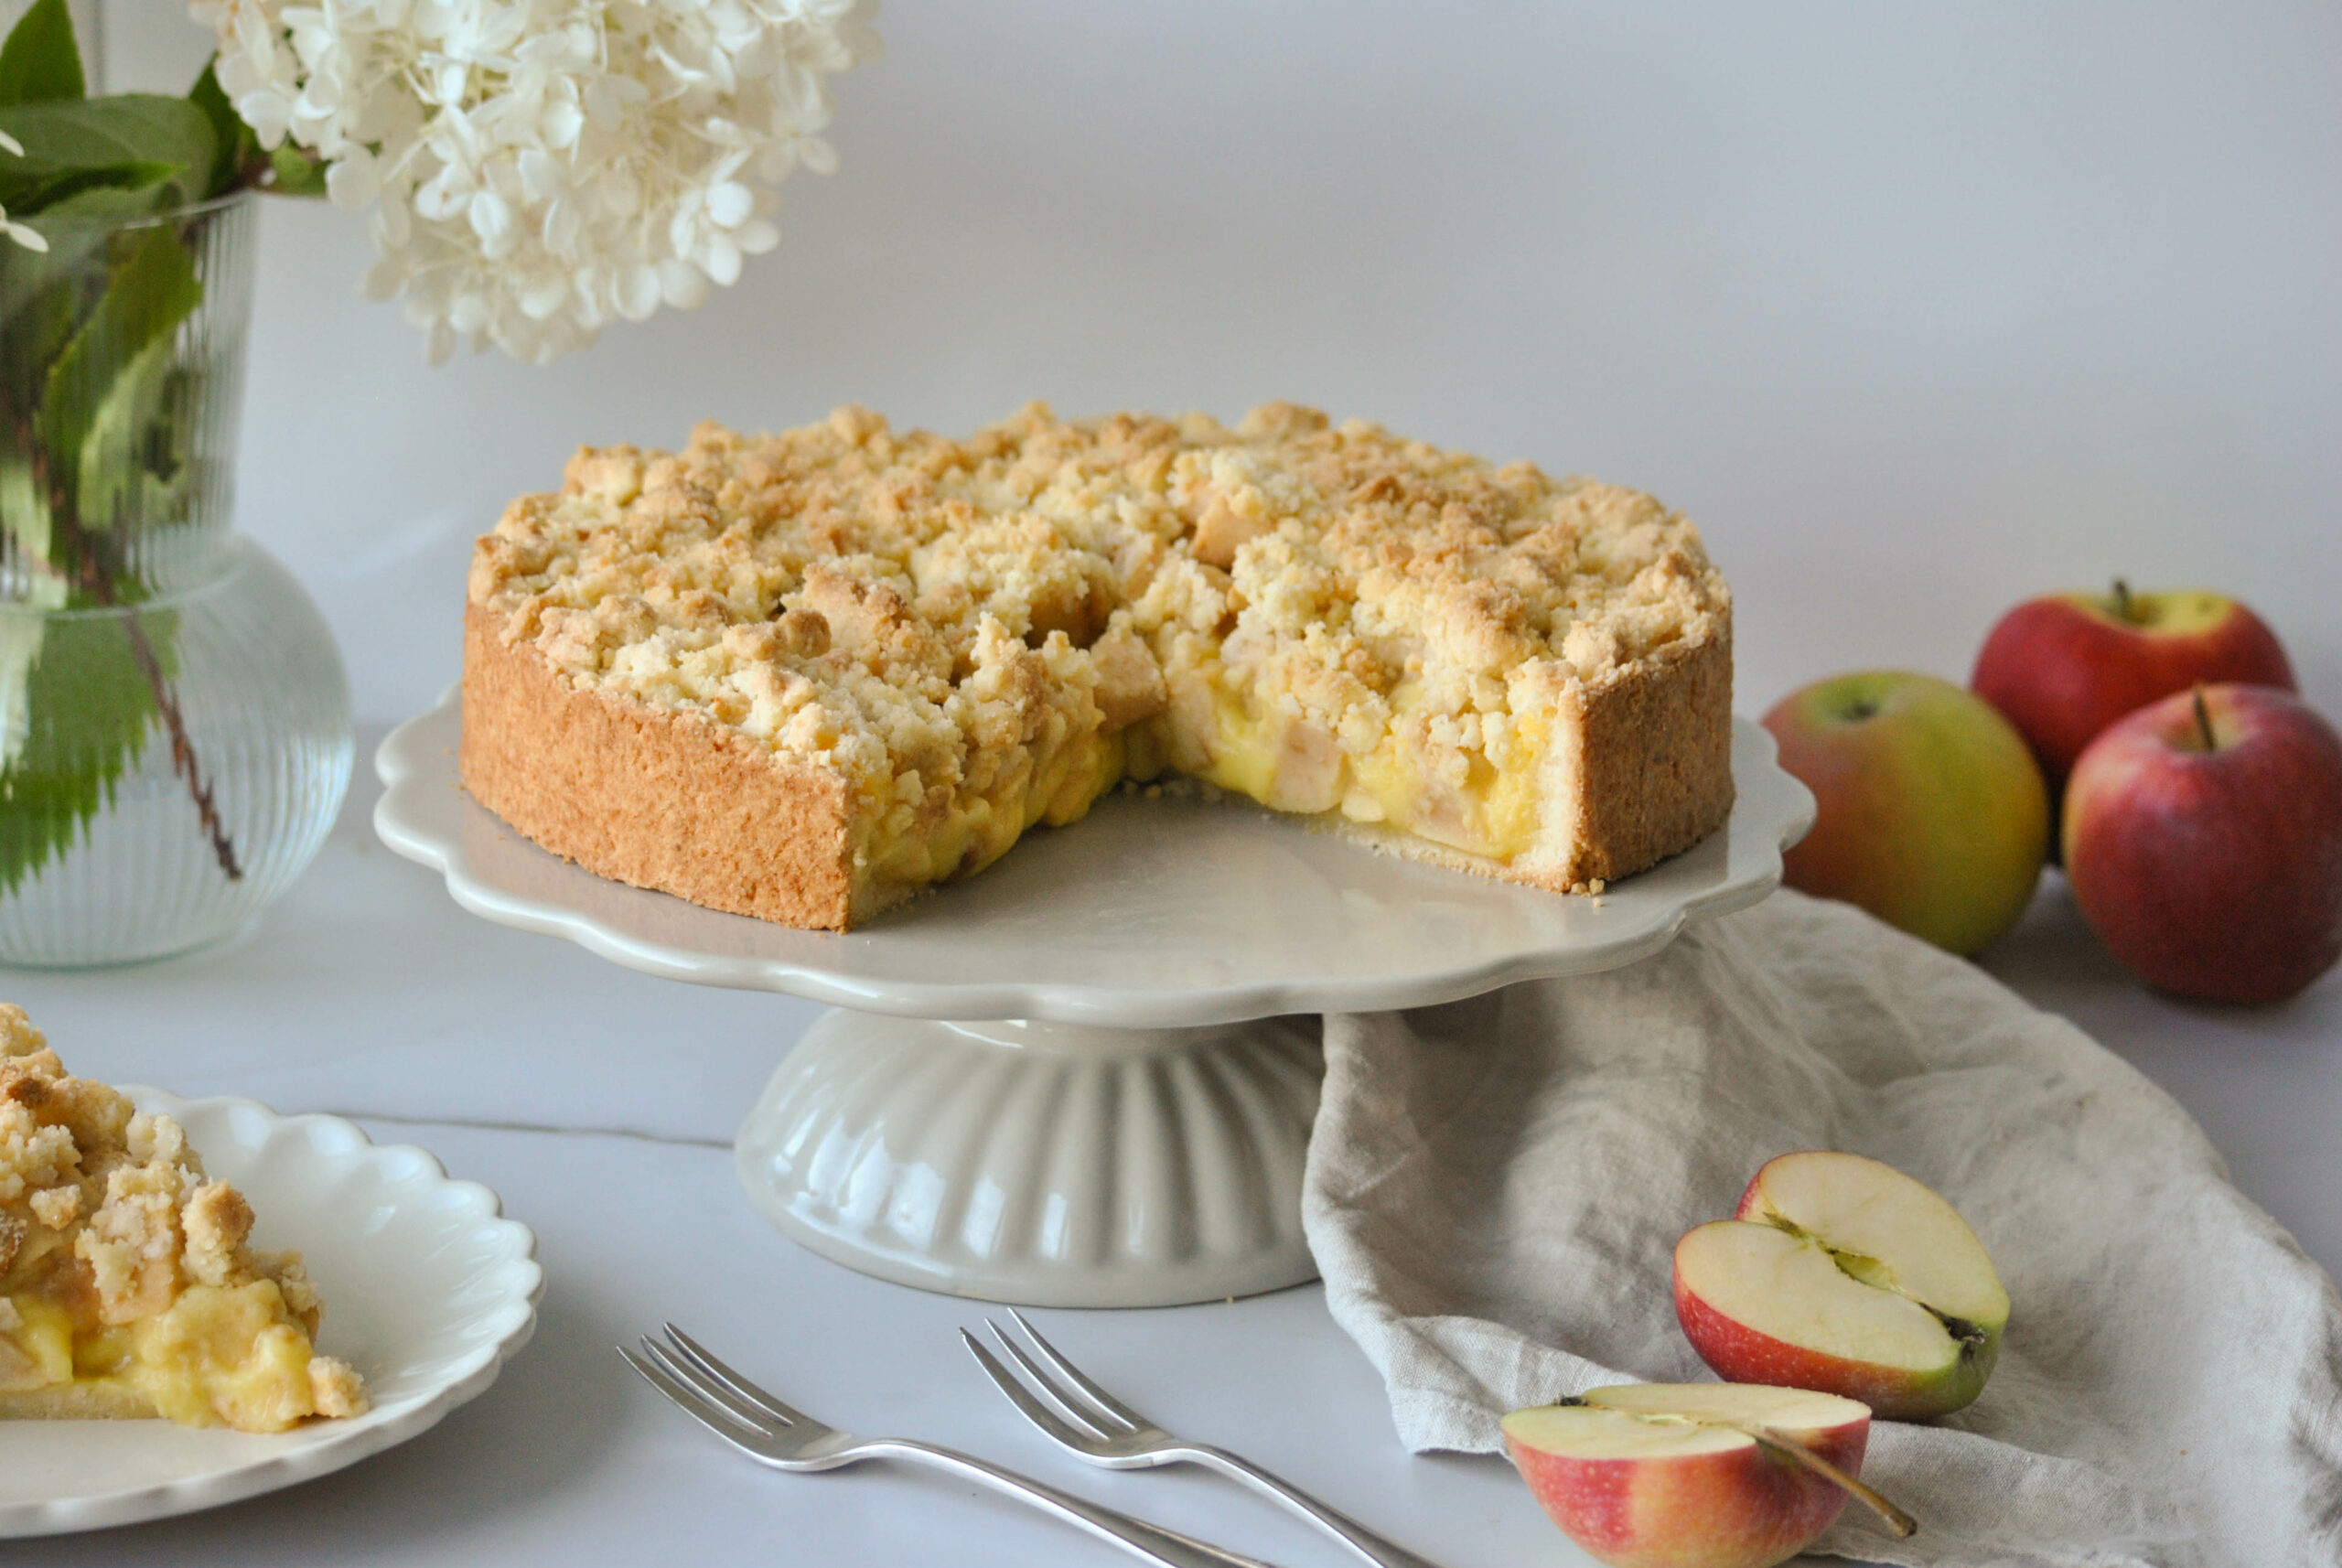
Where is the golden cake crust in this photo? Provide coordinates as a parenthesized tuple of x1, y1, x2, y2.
(461, 403, 1735, 929)
(462, 603, 862, 928)
(1574, 630, 1736, 885)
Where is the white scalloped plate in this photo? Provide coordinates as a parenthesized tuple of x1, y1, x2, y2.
(375, 691, 1814, 1026)
(0, 1092, 543, 1538)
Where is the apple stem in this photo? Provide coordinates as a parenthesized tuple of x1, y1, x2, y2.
(2192, 685, 2217, 752)
(1746, 1425, 1918, 1540)
(2111, 576, 2133, 621)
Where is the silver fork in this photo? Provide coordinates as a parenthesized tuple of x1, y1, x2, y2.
(619, 1326, 1282, 1568)
(963, 1310, 1448, 1568)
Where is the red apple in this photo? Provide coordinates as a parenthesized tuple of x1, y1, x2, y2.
(1971, 583, 2294, 801)
(1503, 1383, 1907, 1568)
(2063, 683, 2342, 1004)
(1675, 1152, 2009, 1421)
(1762, 671, 2049, 954)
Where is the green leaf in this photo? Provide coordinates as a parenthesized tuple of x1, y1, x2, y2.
(36, 222, 203, 545)
(0, 452, 52, 568)
(0, 236, 81, 371)
(0, 265, 80, 564)
(75, 330, 182, 528)
(0, 599, 176, 894)
(0, 183, 174, 397)
(267, 139, 329, 199)
(0, 94, 217, 215)
(188, 57, 258, 200)
(0, 0, 85, 110)
(0, 191, 201, 600)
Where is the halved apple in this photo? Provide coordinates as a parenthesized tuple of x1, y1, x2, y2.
(1675, 1151, 2008, 1421)
(1503, 1382, 1903, 1568)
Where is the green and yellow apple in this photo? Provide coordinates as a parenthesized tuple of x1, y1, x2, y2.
(2065, 683, 2342, 1004)
(1971, 583, 2294, 803)
(1761, 671, 2049, 954)
(1503, 1383, 1905, 1568)
(1674, 1152, 2009, 1421)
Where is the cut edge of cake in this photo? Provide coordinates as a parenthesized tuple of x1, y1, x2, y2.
(459, 600, 1735, 929)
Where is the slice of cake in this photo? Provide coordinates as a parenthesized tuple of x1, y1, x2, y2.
(463, 403, 1733, 929)
(0, 1005, 368, 1433)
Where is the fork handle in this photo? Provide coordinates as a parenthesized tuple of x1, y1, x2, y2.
(1181, 1445, 1451, 1568)
(870, 1439, 1282, 1568)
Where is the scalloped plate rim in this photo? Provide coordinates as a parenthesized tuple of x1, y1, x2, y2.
(0, 1091, 544, 1539)
(374, 688, 1814, 1024)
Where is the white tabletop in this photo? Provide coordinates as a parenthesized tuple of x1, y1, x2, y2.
(15, 5, 2338, 1562)
(0, 734, 2333, 1567)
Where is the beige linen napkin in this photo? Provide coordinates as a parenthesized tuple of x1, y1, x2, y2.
(1302, 887, 2342, 1567)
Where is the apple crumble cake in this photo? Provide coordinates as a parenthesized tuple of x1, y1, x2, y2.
(0, 1005, 367, 1433)
(464, 403, 1733, 929)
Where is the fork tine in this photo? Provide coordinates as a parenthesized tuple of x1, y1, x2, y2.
(961, 1328, 1116, 1451)
(1006, 1307, 1147, 1432)
(619, 1345, 769, 1449)
(660, 1322, 809, 1426)
(639, 1337, 786, 1435)
(984, 1321, 1123, 1440)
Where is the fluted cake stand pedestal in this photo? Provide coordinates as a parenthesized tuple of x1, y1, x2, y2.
(375, 694, 1812, 1307)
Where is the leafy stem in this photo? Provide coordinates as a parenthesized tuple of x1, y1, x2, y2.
(0, 0, 286, 896)
(3, 391, 240, 880)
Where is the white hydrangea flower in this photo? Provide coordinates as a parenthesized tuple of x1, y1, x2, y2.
(189, 0, 879, 364)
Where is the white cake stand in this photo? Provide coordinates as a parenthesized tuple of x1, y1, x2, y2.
(375, 692, 1812, 1306)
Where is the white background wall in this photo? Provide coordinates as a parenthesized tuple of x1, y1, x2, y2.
(105, 3, 2342, 730)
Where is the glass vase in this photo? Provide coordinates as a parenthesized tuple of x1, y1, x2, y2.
(0, 192, 352, 966)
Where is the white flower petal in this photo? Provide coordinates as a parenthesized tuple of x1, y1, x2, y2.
(542, 100, 585, 149)
(237, 90, 294, 149)
(584, 77, 625, 131)
(376, 192, 413, 247)
(658, 258, 709, 310)
(618, 263, 661, 321)
(413, 172, 462, 221)
(326, 151, 381, 210)
(469, 188, 513, 245)
(518, 148, 566, 202)
(704, 180, 755, 228)
(701, 232, 742, 287)
(520, 274, 570, 319)
(542, 196, 581, 254)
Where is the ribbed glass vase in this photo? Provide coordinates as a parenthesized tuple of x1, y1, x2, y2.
(0, 192, 352, 966)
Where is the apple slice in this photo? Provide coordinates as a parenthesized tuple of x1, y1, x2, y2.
(1503, 1382, 1910, 1568)
(1675, 1151, 2008, 1420)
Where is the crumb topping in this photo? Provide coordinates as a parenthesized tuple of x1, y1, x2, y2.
(471, 403, 1730, 888)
